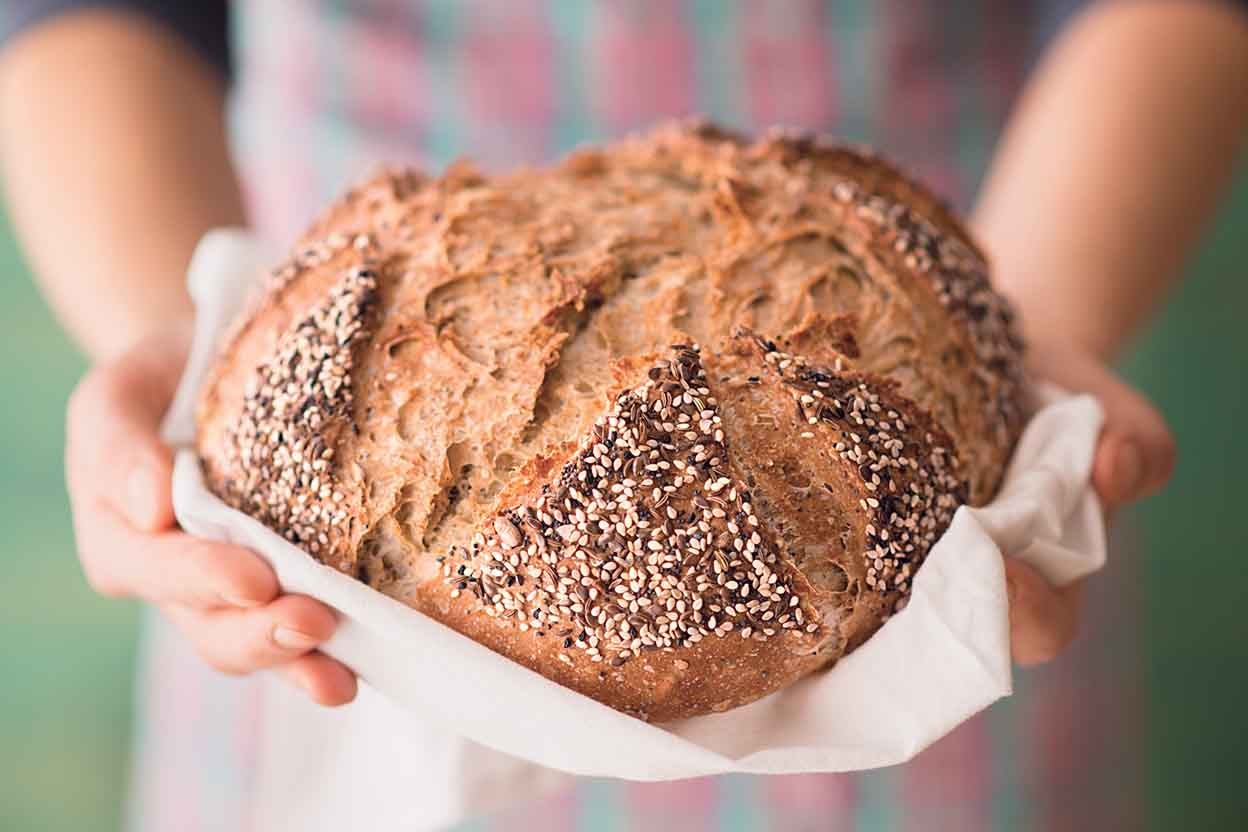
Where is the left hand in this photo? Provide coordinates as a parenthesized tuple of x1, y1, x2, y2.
(1005, 341, 1176, 665)
(65, 328, 358, 705)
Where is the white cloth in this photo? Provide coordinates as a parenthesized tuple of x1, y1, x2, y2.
(163, 231, 1107, 828)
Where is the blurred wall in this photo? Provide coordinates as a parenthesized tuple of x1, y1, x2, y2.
(0, 172, 1245, 831)
(0, 216, 135, 831)
(1126, 170, 1248, 832)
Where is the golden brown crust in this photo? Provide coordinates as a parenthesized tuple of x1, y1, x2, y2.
(195, 122, 1024, 721)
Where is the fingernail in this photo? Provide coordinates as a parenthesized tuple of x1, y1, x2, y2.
(125, 467, 157, 528)
(1113, 441, 1144, 502)
(273, 627, 319, 650)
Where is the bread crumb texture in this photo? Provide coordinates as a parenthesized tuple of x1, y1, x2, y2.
(196, 122, 1023, 720)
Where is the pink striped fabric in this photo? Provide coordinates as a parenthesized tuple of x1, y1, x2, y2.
(463, 3, 557, 168)
(741, 0, 836, 127)
(593, 2, 697, 133)
(126, 2, 1144, 830)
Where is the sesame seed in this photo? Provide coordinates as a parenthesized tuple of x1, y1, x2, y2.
(436, 345, 802, 669)
(746, 331, 968, 611)
(218, 265, 378, 556)
(493, 517, 523, 549)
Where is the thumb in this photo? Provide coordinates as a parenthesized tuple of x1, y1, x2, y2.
(67, 331, 188, 532)
(123, 442, 176, 532)
(1027, 343, 1175, 513)
(1089, 412, 1176, 515)
(1091, 434, 1144, 515)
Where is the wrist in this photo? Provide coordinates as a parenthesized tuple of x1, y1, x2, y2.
(1004, 289, 1121, 364)
(82, 292, 195, 364)
(972, 222, 1129, 363)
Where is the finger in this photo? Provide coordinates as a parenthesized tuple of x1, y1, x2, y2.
(1006, 560, 1082, 666)
(66, 336, 189, 532)
(276, 653, 359, 707)
(80, 499, 278, 606)
(1085, 366, 1175, 508)
(122, 449, 176, 534)
(1029, 346, 1176, 510)
(1090, 434, 1141, 517)
(1091, 411, 1176, 512)
(1117, 407, 1176, 499)
(165, 594, 338, 675)
(67, 375, 175, 532)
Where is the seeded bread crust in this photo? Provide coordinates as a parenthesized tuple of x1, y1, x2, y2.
(196, 122, 1024, 722)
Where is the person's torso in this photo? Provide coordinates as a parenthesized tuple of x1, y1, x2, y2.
(229, 0, 1052, 244)
(139, 4, 1140, 831)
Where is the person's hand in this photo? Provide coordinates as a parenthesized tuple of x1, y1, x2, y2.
(65, 328, 357, 705)
(1005, 341, 1176, 664)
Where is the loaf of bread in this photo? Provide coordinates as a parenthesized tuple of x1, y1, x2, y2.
(196, 122, 1024, 722)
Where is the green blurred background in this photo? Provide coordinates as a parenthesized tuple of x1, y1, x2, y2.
(1, 178, 1246, 831)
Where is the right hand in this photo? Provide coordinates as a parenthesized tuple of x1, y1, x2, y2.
(65, 327, 357, 705)
(1004, 339, 1176, 666)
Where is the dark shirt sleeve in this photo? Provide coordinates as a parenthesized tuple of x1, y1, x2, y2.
(0, 0, 231, 81)
(1027, 0, 1248, 66)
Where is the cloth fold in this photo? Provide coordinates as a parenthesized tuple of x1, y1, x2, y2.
(163, 230, 1107, 786)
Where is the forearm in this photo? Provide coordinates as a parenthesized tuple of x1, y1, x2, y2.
(0, 9, 245, 362)
(974, 0, 1248, 361)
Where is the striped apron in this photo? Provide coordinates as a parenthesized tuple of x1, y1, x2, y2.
(128, 2, 1142, 829)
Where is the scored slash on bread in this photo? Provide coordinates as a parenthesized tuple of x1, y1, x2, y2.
(195, 121, 1023, 721)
